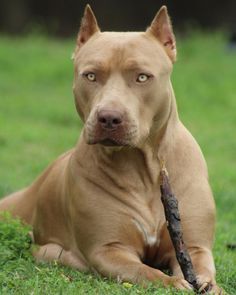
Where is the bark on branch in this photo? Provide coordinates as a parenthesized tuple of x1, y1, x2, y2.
(159, 166, 201, 292)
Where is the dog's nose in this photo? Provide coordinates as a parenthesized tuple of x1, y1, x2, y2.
(97, 110, 123, 129)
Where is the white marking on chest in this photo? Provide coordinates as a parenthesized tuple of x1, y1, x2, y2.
(132, 218, 159, 247)
(147, 235, 158, 246)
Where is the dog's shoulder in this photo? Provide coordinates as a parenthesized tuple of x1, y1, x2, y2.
(172, 122, 208, 176)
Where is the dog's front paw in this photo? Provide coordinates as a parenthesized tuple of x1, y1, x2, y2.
(165, 276, 193, 291)
(196, 275, 225, 294)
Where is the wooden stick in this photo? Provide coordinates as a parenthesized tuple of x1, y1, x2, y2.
(159, 164, 201, 292)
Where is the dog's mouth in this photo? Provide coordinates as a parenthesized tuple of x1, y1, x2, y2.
(85, 115, 138, 147)
(99, 138, 123, 146)
(89, 136, 127, 147)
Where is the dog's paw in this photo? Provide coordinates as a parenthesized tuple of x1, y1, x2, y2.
(166, 276, 193, 291)
(196, 275, 224, 294)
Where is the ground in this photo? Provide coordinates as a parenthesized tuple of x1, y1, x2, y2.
(0, 32, 235, 294)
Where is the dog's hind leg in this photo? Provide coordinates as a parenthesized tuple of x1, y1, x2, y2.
(33, 243, 88, 271)
(0, 189, 34, 224)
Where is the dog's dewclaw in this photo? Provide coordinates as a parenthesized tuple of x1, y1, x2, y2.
(159, 167, 203, 292)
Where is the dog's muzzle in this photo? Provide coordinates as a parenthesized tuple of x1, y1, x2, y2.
(86, 109, 134, 146)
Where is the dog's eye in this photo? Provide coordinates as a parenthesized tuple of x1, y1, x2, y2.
(84, 72, 96, 82)
(136, 74, 149, 83)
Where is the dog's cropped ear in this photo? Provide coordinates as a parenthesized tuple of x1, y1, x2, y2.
(77, 4, 100, 48)
(147, 6, 176, 63)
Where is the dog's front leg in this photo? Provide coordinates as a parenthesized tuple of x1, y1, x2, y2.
(171, 247, 223, 294)
(89, 244, 192, 290)
(190, 247, 223, 294)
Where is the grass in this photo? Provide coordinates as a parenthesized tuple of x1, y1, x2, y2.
(0, 32, 236, 294)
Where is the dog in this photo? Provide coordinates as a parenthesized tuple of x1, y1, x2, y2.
(0, 5, 222, 293)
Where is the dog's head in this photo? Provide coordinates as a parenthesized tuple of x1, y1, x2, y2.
(73, 5, 176, 148)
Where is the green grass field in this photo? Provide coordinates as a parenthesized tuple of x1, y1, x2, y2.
(0, 32, 236, 294)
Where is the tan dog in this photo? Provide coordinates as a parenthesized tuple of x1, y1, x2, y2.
(0, 5, 222, 293)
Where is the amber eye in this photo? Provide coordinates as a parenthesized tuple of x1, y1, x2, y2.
(85, 72, 96, 82)
(136, 74, 149, 83)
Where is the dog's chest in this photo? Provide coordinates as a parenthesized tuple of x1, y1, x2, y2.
(131, 196, 166, 262)
(133, 218, 160, 247)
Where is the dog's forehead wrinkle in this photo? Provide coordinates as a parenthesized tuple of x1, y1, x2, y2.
(80, 57, 153, 74)
(79, 60, 109, 74)
(77, 34, 172, 74)
(76, 31, 172, 74)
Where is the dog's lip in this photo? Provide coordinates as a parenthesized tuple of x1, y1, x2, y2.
(87, 137, 127, 146)
(99, 138, 123, 146)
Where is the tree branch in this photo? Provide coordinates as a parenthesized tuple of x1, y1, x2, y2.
(159, 166, 202, 292)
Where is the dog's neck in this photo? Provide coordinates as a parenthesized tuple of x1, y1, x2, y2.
(156, 84, 179, 162)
